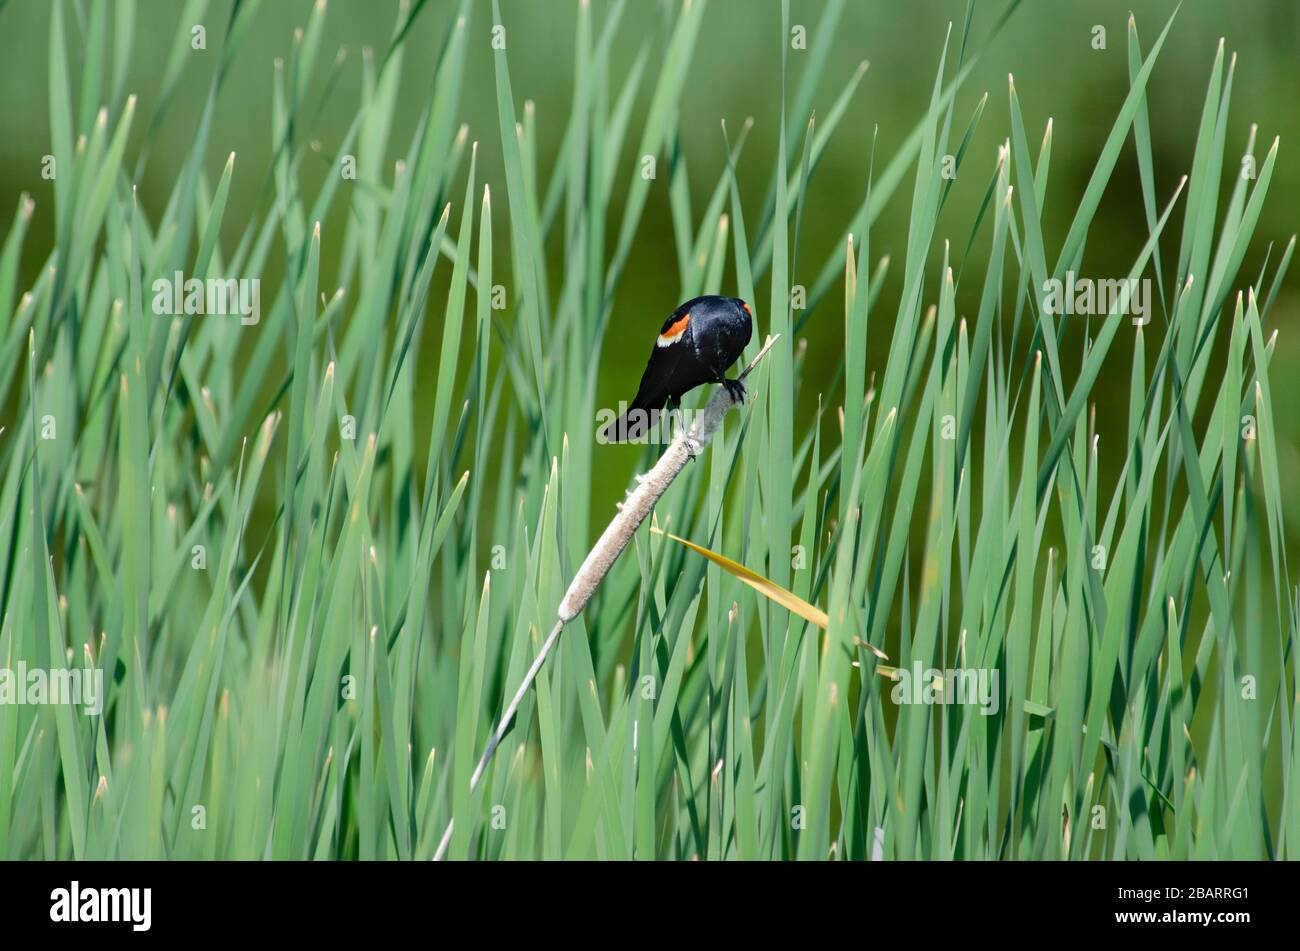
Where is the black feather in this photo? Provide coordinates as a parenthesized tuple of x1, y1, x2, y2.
(600, 295, 752, 444)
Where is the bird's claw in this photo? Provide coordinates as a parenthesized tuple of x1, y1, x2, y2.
(722, 378, 747, 405)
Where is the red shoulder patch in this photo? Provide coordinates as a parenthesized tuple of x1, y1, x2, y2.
(658, 311, 690, 343)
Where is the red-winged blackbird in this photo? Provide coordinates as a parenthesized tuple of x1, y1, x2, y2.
(600, 295, 753, 443)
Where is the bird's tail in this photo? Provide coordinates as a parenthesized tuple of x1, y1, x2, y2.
(599, 391, 668, 444)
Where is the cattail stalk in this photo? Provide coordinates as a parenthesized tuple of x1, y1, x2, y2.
(432, 334, 779, 860)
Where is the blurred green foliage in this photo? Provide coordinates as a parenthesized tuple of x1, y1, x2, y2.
(1, 0, 1297, 862)
(1, 0, 1296, 520)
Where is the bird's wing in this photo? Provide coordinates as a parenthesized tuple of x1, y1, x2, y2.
(628, 343, 682, 411)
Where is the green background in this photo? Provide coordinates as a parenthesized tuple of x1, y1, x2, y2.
(1, 0, 1296, 524)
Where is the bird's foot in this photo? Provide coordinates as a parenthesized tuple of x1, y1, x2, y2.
(721, 377, 747, 405)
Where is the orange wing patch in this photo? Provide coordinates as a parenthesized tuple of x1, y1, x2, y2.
(741, 301, 751, 315)
(657, 311, 690, 347)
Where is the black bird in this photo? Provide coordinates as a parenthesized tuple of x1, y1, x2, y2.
(600, 295, 753, 443)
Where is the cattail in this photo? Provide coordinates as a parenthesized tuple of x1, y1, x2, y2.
(433, 334, 779, 860)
